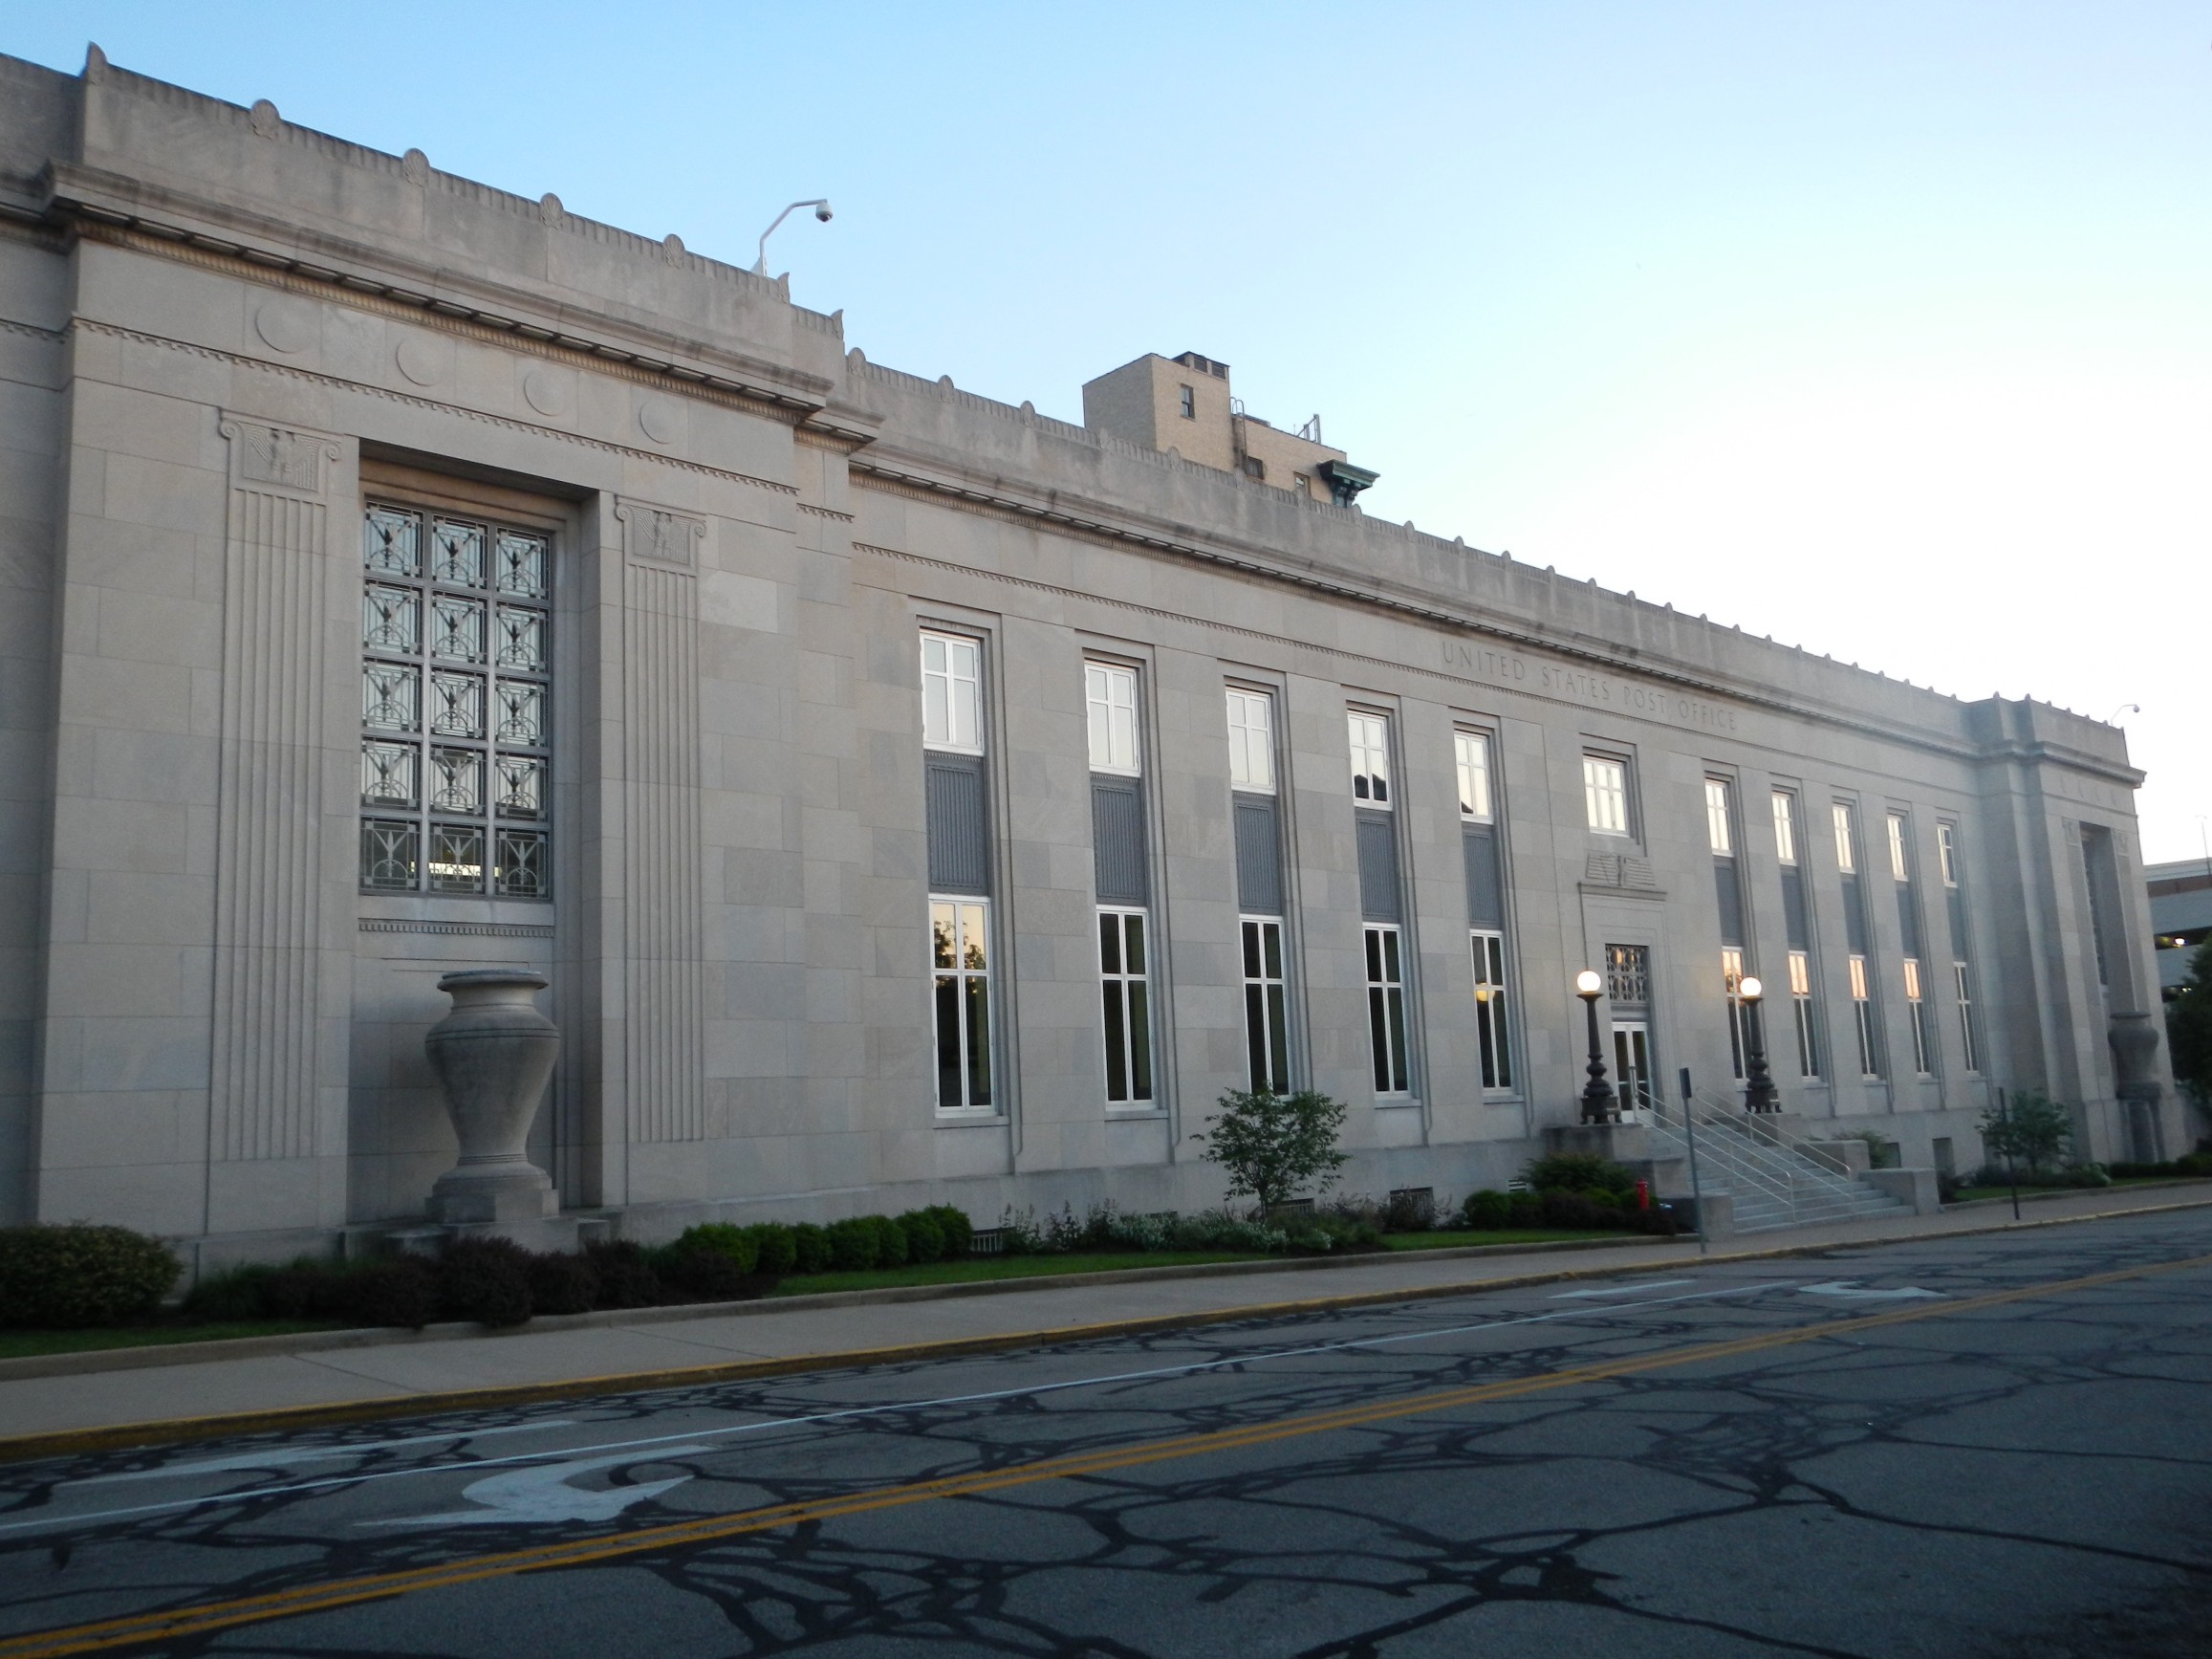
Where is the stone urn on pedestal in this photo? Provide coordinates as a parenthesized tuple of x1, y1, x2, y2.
(424, 969, 559, 1225)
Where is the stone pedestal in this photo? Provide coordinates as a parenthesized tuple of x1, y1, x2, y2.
(424, 969, 560, 1226)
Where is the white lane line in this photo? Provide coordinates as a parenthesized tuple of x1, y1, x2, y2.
(365, 1447, 712, 1528)
(0, 1280, 1790, 1539)
(1799, 1281, 1944, 1301)
(74, 1420, 577, 1486)
(1551, 1279, 1694, 1299)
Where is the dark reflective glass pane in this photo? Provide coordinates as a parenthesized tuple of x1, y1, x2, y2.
(1386, 988, 1408, 1092)
(935, 975, 963, 1108)
(1264, 922, 1283, 980)
(1369, 988, 1390, 1091)
(1127, 983, 1152, 1101)
(965, 976, 992, 1106)
(1124, 914, 1145, 975)
(1098, 912, 1120, 974)
(1242, 920, 1261, 980)
(1267, 985, 1290, 1093)
(1102, 982, 1128, 1102)
(1245, 985, 1268, 1092)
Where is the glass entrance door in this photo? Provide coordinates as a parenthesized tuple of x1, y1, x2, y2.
(1612, 1020, 1656, 1115)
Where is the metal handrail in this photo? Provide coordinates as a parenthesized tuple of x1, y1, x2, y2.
(1647, 1090, 1894, 1227)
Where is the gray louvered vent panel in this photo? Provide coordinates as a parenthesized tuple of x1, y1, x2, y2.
(1356, 811, 1401, 923)
(925, 754, 990, 894)
(1233, 793, 1283, 916)
(1842, 874, 1869, 954)
(1092, 777, 1149, 905)
(1464, 826, 1502, 928)
(1782, 866, 1810, 950)
(1714, 858, 1745, 947)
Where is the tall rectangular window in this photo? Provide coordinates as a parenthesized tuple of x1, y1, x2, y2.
(1954, 960, 1981, 1074)
(1472, 929, 1512, 1091)
(1887, 812, 1911, 882)
(931, 899, 993, 1111)
(1179, 383, 1196, 419)
(1902, 956, 1932, 1075)
(1348, 711, 1392, 805)
(1832, 802, 1857, 873)
(359, 501, 551, 898)
(1721, 947, 1748, 1079)
(1242, 917, 1291, 1094)
(921, 631, 983, 753)
(1365, 924, 1410, 1095)
(1705, 778, 1734, 855)
(1226, 688, 1274, 793)
(1086, 661, 1139, 774)
(1849, 953, 1880, 1078)
(1455, 730, 1492, 821)
(1938, 821, 1960, 887)
(1097, 907, 1155, 1104)
(1788, 950, 1819, 1078)
(1584, 754, 1629, 836)
(1772, 790, 1798, 863)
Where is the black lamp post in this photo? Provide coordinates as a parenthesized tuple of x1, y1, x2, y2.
(1740, 974, 1779, 1113)
(1575, 969, 1618, 1124)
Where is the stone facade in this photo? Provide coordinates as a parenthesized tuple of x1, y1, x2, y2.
(0, 51, 2182, 1265)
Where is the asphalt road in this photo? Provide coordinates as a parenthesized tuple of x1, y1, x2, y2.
(5, 1211, 2212, 1658)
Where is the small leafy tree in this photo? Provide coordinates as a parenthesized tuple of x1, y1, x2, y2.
(2168, 940, 2212, 1111)
(1195, 1089, 1349, 1211)
(1979, 1089, 2074, 1175)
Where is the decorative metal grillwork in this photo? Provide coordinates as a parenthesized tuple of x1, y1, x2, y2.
(1605, 942, 1650, 1008)
(359, 501, 551, 897)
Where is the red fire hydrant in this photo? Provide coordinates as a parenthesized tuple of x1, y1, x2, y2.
(1635, 1179, 1651, 1212)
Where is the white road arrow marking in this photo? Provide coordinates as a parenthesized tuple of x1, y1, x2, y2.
(368, 1446, 710, 1528)
(1552, 1279, 1695, 1299)
(78, 1421, 575, 1486)
(1798, 1280, 1943, 1301)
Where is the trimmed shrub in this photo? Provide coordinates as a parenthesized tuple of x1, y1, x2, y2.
(0, 1224, 180, 1328)
(659, 1240, 747, 1300)
(925, 1206, 974, 1258)
(1383, 1190, 1437, 1233)
(341, 1257, 439, 1329)
(438, 1236, 532, 1326)
(867, 1214, 909, 1268)
(527, 1252, 599, 1316)
(790, 1223, 833, 1275)
(827, 1218, 878, 1272)
(749, 1223, 797, 1276)
(184, 1264, 278, 1322)
(1458, 1190, 1511, 1231)
(1521, 1154, 1635, 1197)
(583, 1239, 660, 1308)
(898, 1210, 945, 1264)
(1506, 1191, 1544, 1229)
(2182, 1152, 2212, 1178)
(676, 1223, 760, 1276)
(1539, 1189, 1626, 1230)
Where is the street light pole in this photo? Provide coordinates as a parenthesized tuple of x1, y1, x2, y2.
(1575, 970, 1618, 1124)
(1739, 975, 1778, 1113)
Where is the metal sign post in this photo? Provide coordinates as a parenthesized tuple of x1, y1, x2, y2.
(1998, 1085, 2022, 1221)
(1677, 1067, 1708, 1255)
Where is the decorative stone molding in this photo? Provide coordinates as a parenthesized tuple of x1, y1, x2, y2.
(210, 415, 345, 1164)
(614, 498, 707, 1144)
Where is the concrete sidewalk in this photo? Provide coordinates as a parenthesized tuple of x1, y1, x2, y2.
(3, 1185, 2206, 1459)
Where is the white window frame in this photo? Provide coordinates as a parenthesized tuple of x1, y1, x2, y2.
(1832, 802, 1857, 873)
(1722, 947, 1747, 1080)
(1178, 382, 1196, 419)
(1788, 949, 1819, 1079)
(1348, 710, 1392, 807)
(920, 630, 984, 754)
(930, 896, 995, 1113)
(1096, 906, 1156, 1106)
(1902, 956, 1932, 1076)
(1772, 790, 1798, 864)
(1455, 730, 1493, 822)
(1848, 952, 1880, 1078)
(1705, 777, 1735, 856)
(1937, 821, 1961, 887)
(1953, 959, 1981, 1074)
(1226, 688, 1275, 794)
(1085, 660, 1140, 775)
(1887, 812, 1911, 882)
(1241, 915, 1291, 1095)
(1583, 754, 1630, 837)
(1365, 923, 1411, 1097)
(1471, 928, 1513, 1093)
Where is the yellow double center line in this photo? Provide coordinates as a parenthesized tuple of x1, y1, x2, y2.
(6, 1253, 2205, 1659)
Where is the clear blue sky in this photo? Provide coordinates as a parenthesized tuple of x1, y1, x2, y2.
(11, 3, 2208, 862)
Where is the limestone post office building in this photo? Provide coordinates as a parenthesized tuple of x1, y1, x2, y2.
(0, 53, 2182, 1264)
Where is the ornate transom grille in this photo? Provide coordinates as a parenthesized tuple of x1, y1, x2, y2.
(358, 502, 551, 897)
(1605, 942, 1650, 1009)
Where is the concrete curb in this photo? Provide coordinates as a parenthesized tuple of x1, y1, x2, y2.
(0, 1233, 1663, 1384)
(4, 1193, 2207, 1466)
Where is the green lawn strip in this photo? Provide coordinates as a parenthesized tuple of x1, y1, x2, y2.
(0, 1319, 345, 1361)
(770, 1251, 1273, 1296)
(1947, 1174, 2212, 1204)
(1378, 1227, 1625, 1250)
